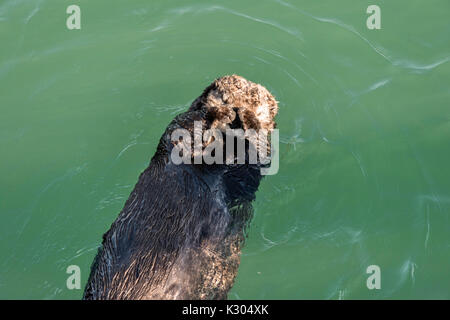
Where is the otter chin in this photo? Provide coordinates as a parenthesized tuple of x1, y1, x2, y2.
(83, 75, 279, 300)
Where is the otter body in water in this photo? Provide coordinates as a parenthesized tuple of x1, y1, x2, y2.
(83, 75, 278, 300)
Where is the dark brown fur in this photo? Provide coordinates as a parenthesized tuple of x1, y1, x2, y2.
(83, 75, 278, 300)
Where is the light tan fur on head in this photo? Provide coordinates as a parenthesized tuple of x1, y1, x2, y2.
(196, 75, 278, 132)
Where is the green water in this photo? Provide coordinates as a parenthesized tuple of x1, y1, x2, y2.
(1, 0, 449, 299)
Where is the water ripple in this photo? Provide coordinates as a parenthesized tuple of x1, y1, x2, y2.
(274, 0, 450, 73)
(166, 4, 304, 43)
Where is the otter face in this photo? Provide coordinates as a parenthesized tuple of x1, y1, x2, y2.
(191, 75, 278, 132)
(167, 75, 279, 169)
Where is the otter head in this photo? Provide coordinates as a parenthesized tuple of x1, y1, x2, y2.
(190, 75, 278, 132)
(161, 75, 278, 172)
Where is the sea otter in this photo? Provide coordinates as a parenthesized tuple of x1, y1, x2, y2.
(83, 75, 278, 300)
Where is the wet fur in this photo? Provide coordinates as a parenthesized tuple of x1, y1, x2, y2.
(83, 75, 278, 300)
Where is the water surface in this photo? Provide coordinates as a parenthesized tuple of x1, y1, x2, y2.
(0, 0, 449, 299)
